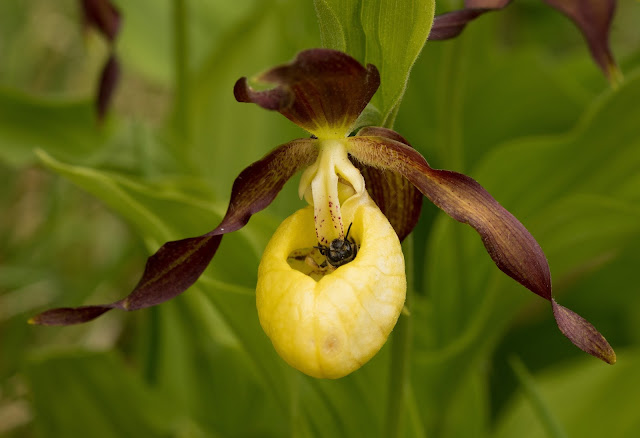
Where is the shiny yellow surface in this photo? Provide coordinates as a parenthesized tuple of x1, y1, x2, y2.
(256, 194, 406, 378)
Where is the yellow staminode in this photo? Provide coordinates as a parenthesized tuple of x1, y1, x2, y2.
(256, 194, 406, 379)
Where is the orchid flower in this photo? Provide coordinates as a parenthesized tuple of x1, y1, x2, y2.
(30, 49, 615, 378)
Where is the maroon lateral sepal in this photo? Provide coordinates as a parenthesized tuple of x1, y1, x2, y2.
(348, 134, 615, 364)
(351, 127, 422, 242)
(29, 139, 317, 325)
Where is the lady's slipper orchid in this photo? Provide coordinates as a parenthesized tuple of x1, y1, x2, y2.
(31, 49, 615, 377)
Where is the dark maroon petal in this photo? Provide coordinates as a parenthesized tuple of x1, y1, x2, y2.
(120, 235, 223, 311)
(234, 49, 380, 137)
(349, 135, 550, 299)
(29, 305, 114, 325)
(351, 127, 422, 242)
(96, 54, 120, 121)
(348, 135, 615, 363)
(543, 0, 619, 81)
(553, 300, 616, 364)
(429, 0, 511, 40)
(29, 139, 318, 325)
(80, 0, 121, 41)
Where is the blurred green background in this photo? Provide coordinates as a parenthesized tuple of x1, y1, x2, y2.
(1, 0, 640, 437)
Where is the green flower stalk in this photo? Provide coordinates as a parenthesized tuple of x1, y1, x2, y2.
(30, 49, 616, 377)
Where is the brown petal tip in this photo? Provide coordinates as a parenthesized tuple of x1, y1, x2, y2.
(429, 0, 511, 41)
(234, 49, 380, 137)
(233, 77, 292, 111)
(29, 305, 114, 326)
(543, 0, 618, 82)
(552, 299, 616, 365)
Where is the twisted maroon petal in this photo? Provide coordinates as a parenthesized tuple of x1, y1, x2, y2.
(351, 127, 422, 242)
(234, 49, 380, 137)
(348, 135, 615, 364)
(30, 139, 318, 325)
(553, 300, 616, 364)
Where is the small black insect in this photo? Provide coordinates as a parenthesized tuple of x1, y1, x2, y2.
(315, 223, 358, 268)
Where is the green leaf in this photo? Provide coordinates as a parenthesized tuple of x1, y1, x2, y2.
(185, 0, 317, 214)
(147, 291, 290, 437)
(37, 150, 272, 288)
(507, 356, 568, 438)
(494, 350, 640, 438)
(413, 70, 640, 436)
(314, 0, 346, 51)
(425, 70, 640, 344)
(0, 90, 107, 166)
(313, 0, 436, 125)
(397, 18, 595, 170)
(25, 350, 189, 438)
(35, 151, 297, 428)
(116, 0, 272, 86)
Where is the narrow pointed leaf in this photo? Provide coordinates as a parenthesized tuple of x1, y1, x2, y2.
(313, 0, 435, 123)
(358, 0, 435, 124)
(429, 0, 511, 41)
(352, 127, 422, 241)
(0, 90, 107, 166)
(543, 0, 619, 82)
(26, 351, 183, 436)
(30, 139, 317, 325)
(234, 49, 380, 138)
(348, 135, 614, 363)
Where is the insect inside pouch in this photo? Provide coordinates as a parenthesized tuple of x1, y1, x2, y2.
(287, 223, 360, 280)
(315, 223, 359, 268)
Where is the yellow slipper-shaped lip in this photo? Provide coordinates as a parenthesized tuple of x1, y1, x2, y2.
(257, 194, 406, 379)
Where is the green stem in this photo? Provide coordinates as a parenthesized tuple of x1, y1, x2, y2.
(436, 37, 467, 171)
(172, 0, 190, 144)
(290, 373, 313, 437)
(385, 235, 415, 438)
(407, 385, 427, 438)
(143, 306, 161, 385)
(509, 356, 568, 438)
